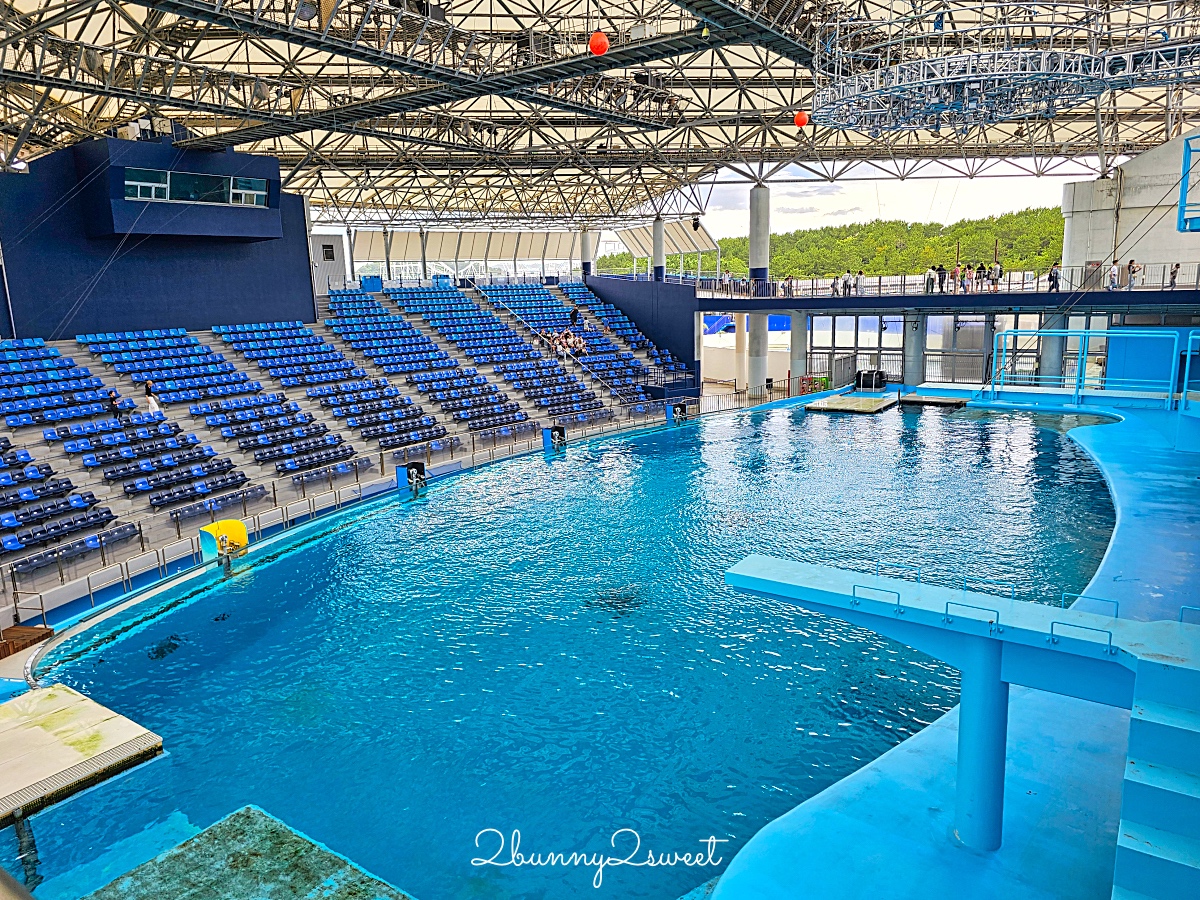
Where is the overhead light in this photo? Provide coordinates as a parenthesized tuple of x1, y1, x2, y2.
(296, 0, 318, 21)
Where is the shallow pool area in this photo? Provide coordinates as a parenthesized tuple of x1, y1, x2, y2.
(5, 405, 1116, 900)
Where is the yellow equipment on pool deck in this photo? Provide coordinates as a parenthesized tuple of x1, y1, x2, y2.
(199, 520, 249, 561)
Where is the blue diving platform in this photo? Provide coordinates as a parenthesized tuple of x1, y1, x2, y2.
(716, 554, 1200, 900)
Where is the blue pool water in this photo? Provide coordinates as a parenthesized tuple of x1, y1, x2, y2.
(8, 405, 1114, 900)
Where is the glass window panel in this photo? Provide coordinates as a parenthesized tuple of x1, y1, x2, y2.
(125, 168, 167, 184)
(834, 315, 856, 348)
(124, 184, 138, 199)
(812, 316, 832, 348)
(857, 316, 880, 348)
(954, 315, 985, 352)
(881, 316, 904, 349)
(926, 315, 953, 351)
(233, 177, 267, 192)
(994, 314, 1015, 334)
(169, 172, 230, 204)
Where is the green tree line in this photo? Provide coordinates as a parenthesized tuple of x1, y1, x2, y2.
(597, 207, 1064, 278)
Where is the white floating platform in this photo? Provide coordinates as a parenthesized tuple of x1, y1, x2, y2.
(0, 684, 162, 827)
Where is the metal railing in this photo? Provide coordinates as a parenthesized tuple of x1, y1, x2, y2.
(691, 375, 828, 416)
(988, 328, 1182, 406)
(925, 351, 987, 384)
(806, 352, 858, 388)
(595, 263, 1200, 300)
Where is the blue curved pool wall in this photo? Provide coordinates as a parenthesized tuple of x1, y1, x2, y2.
(713, 391, 1200, 900)
(13, 397, 1118, 900)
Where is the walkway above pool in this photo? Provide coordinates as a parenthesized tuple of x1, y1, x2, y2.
(0, 684, 162, 828)
(82, 806, 415, 900)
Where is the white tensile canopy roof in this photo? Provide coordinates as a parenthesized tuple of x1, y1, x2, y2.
(351, 230, 583, 262)
(616, 221, 719, 257)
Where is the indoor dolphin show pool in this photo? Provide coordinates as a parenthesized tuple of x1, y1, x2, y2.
(1, 404, 1123, 900)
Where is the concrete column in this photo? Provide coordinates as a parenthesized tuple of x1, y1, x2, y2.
(981, 314, 996, 384)
(420, 230, 428, 280)
(789, 311, 808, 377)
(652, 217, 666, 282)
(749, 185, 770, 289)
(903, 313, 926, 386)
(1038, 313, 1066, 388)
(748, 313, 769, 389)
(954, 635, 1010, 852)
(383, 228, 392, 282)
(734, 313, 748, 390)
(580, 230, 595, 277)
(346, 226, 356, 281)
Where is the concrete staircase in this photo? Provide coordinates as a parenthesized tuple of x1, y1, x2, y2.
(1113, 659, 1200, 899)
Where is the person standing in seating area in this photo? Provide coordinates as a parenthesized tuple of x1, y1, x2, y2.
(145, 381, 162, 416)
(106, 389, 125, 426)
(569, 306, 580, 327)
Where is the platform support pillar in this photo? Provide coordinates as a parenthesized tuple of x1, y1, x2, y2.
(734, 313, 748, 390)
(749, 185, 770, 295)
(903, 314, 925, 386)
(954, 634, 1009, 852)
(581, 230, 595, 277)
(1039, 314, 1066, 388)
(652, 217, 666, 282)
(789, 312, 808, 378)
(748, 313, 769, 390)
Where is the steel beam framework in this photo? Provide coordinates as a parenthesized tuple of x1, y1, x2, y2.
(0, 0, 1198, 227)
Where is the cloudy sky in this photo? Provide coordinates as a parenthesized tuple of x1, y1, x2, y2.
(695, 165, 1083, 240)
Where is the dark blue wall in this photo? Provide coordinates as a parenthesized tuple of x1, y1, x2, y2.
(0, 138, 314, 339)
(585, 275, 699, 372)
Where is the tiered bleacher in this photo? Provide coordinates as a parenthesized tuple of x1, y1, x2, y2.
(365, 286, 545, 439)
(558, 281, 689, 373)
(0, 338, 141, 570)
(73, 331, 250, 510)
(478, 283, 654, 408)
(213, 320, 365, 475)
(77, 328, 263, 404)
(321, 290, 460, 456)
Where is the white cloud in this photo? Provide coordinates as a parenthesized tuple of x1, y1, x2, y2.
(698, 166, 1080, 239)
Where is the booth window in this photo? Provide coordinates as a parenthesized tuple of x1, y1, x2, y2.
(322, 245, 335, 261)
(124, 168, 271, 207)
(231, 177, 268, 206)
(169, 171, 230, 204)
(124, 168, 167, 200)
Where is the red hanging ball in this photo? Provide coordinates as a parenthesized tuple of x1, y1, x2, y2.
(589, 31, 610, 56)
(794, 111, 810, 128)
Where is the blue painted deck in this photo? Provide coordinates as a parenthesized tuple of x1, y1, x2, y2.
(709, 399, 1200, 900)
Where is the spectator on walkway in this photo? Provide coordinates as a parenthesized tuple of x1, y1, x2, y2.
(830, 276, 840, 297)
(855, 270, 866, 295)
(950, 263, 961, 294)
(936, 264, 947, 293)
(1171, 262, 1181, 289)
(976, 263, 988, 292)
(842, 270, 853, 296)
(964, 265, 974, 294)
(1109, 259, 1120, 291)
(1048, 261, 1061, 292)
(924, 266, 936, 294)
(991, 260, 1003, 293)
(1126, 259, 1140, 291)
